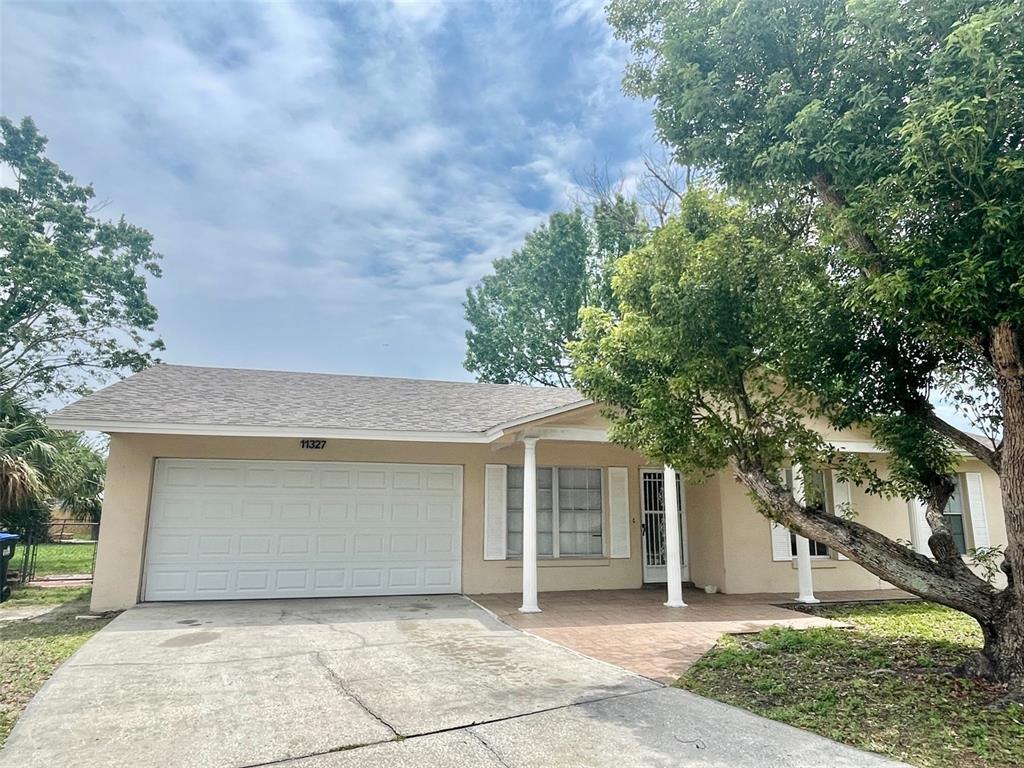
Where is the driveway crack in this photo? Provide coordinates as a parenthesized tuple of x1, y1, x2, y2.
(467, 728, 513, 768)
(311, 652, 401, 739)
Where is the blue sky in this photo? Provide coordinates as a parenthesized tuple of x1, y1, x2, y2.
(2, 0, 657, 382)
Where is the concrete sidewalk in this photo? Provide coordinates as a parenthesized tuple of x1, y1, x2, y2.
(1, 595, 906, 768)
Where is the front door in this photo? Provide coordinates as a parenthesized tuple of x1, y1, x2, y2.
(641, 469, 689, 583)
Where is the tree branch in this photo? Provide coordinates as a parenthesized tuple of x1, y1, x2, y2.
(925, 410, 1002, 473)
(734, 460, 998, 618)
(811, 171, 883, 263)
(642, 154, 685, 202)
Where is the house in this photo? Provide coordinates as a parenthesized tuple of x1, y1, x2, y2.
(47, 364, 1007, 613)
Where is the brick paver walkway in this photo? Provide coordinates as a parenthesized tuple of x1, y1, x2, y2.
(472, 588, 914, 683)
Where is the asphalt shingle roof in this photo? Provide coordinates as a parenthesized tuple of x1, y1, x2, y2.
(47, 365, 589, 434)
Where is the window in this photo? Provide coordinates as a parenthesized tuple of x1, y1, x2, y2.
(945, 476, 967, 555)
(558, 468, 603, 556)
(784, 468, 830, 558)
(506, 467, 553, 557)
(793, 536, 830, 558)
(507, 466, 603, 558)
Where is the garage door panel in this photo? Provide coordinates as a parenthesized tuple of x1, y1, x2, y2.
(244, 467, 280, 487)
(242, 501, 274, 522)
(316, 534, 347, 554)
(283, 469, 315, 488)
(203, 466, 244, 487)
(146, 562, 461, 600)
(427, 470, 458, 490)
(144, 459, 462, 601)
(318, 502, 350, 523)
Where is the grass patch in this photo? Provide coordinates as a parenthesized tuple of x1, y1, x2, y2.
(2, 586, 93, 607)
(29, 542, 96, 577)
(0, 587, 113, 745)
(678, 602, 1024, 768)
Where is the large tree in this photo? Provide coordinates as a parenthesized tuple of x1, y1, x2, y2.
(0, 116, 164, 402)
(464, 198, 645, 386)
(581, 0, 1024, 688)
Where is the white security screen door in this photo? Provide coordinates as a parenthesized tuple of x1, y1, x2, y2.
(144, 459, 462, 601)
(641, 469, 689, 583)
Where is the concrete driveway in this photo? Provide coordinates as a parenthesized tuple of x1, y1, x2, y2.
(2, 596, 903, 767)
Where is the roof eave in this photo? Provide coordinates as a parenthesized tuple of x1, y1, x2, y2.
(47, 396, 598, 445)
(484, 398, 595, 439)
(44, 417, 496, 444)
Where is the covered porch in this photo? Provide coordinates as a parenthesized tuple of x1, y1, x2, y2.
(473, 587, 916, 682)
(506, 424, 838, 613)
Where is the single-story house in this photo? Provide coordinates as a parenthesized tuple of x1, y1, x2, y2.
(47, 364, 1007, 613)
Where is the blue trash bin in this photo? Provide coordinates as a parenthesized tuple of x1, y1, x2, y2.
(0, 533, 20, 603)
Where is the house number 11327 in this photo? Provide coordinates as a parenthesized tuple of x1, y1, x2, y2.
(299, 439, 326, 450)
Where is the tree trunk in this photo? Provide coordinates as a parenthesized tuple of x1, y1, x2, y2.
(984, 320, 1024, 690)
(733, 461, 1024, 690)
(735, 462, 996, 613)
(968, 595, 1024, 692)
(991, 321, 1024, 602)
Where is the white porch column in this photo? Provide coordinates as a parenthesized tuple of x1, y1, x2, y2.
(662, 465, 687, 608)
(791, 464, 819, 604)
(519, 437, 541, 613)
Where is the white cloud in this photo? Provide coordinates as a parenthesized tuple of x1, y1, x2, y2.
(1, 0, 653, 380)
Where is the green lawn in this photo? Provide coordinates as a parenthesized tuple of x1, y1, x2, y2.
(0, 587, 113, 745)
(678, 602, 1024, 768)
(26, 542, 96, 578)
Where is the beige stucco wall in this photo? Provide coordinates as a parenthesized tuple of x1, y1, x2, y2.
(683, 473, 726, 591)
(717, 459, 898, 594)
(92, 432, 652, 611)
(92, 425, 1009, 611)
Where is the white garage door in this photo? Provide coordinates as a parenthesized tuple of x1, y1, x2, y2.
(143, 459, 463, 601)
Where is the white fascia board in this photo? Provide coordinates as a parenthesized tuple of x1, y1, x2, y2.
(484, 399, 595, 439)
(828, 440, 884, 454)
(828, 439, 972, 457)
(45, 417, 494, 443)
(524, 427, 609, 442)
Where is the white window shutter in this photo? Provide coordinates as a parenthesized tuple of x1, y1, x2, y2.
(771, 467, 794, 560)
(908, 499, 931, 556)
(484, 464, 508, 560)
(770, 523, 792, 561)
(608, 467, 630, 559)
(965, 472, 990, 550)
(830, 472, 852, 559)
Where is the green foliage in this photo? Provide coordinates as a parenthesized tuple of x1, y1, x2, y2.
(680, 603, 1024, 768)
(869, 2, 1024, 346)
(574, 190, 918, 498)
(607, 0, 1023, 430)
(972, 546, 1007, 584)
(50, 441, 104, 524)
(593, 0, 1024, 527)
(464, 198, 645, 386)
(0, 394, 59, 534)
(0, 116, 164, 402)
(0, 392, 105, 534)
(577, 192, 792, 470)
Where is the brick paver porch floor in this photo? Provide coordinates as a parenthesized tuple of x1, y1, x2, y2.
(471, 587, 915, 683)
